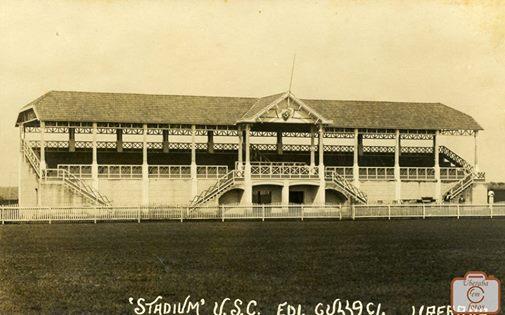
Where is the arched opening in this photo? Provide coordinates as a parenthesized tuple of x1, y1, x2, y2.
(218, 188, 244, 205)
(325, 189, 348, 205)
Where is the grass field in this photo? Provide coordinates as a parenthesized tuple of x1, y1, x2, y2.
(1, 219, 504, 314)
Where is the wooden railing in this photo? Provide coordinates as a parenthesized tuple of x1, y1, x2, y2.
(249, 163, 318, 179)
(58, 164, 228, 179)
(324, 167, 354, 180)
(190, 170, 243, 206)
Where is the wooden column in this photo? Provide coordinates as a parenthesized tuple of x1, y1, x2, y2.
(434, 130, 441, 202)
(317, 125, 325, 205)
(394, 129, 401, 202)
(91, 122, 98, 190)
(353, 128, 359, 185)
(474, 130, 479, 172)
(207, 130, 214, 154)
(237, 126, 243, 171)
(142, 124, 149, 206)
(39, 121, 46, 172)
(162, 129, 169, 153)
(242, 124, 252, 206)
(276, 131, 283, 155)
(68, 127, 75, 152)
(190, 125, 198, 199)
(310, 127, 316, 169)
(116, 129, 123, 153)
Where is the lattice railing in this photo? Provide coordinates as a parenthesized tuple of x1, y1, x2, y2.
(250, 164, 318, 179)
(439, 146, 473, 171)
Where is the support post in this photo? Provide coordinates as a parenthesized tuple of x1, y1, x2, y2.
(282, 180, 289, 208)
(434, 130, 442, 203)
(237, 126, 243, 173)
(353, 128, 360, 186)
(18, 124, 25, 204)
(39, 121, 47, 172)
(310, 126, 316, 171)
(242, 124, 252, 205)
(69, 127, 75, 152)
(207, 130, 214, 154)
(116, 128, 123, 153)
(191, 125, 198, 200)
(474, 130, 479, 172)
(276, 131, 283, 155)
(162, 129, 169, 153)
(91, 122, 98, 190)
(142, 124, 149, 206)
(394, 129, 401, 203)
(317, 125, 326, 205)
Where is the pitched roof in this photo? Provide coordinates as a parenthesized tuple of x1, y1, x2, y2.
(16, 90, 482, 130)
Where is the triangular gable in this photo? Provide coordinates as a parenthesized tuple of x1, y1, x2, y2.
(238, 92, 332, 124)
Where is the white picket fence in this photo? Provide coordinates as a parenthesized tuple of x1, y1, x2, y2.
(1, 204, 504, 224)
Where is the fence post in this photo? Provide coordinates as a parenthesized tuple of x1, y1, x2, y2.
(490, 203, 493, 219)
(339, 205, 342, 220)
(180, 206, 183, 222)
(301, 205, 304, 221)
(352, 205, 355, 220)
(1, 207, 4, 225)
(262, 205, 265, 222)
(388, 205, 391, 220)
(94, 206, 97, 224)
(49, 206, 52, 224)
(137, 207, 141, 223)
(422, 205, 426, 219)
(457, 204, 460, 219)
(221, 205, 225, 222)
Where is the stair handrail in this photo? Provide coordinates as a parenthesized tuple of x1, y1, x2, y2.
(443, 172, 474, 200)
(439, 146, 474, 172)
(57, 169, 111, 205)
(329, 171, 367, 203)
(190, 170, 241, 206)
(22, 139, 41, 178)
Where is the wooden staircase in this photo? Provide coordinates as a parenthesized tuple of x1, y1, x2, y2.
(440, 146, 485, 201)
(190, 170, 243, 207)
(22, 139, 111, 206)
(325, 171, 368, 204)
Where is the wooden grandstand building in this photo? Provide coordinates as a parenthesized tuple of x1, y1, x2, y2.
(15, 90, 486, 207)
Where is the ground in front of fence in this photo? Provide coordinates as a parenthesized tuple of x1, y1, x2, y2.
(1, 219, 504, 313)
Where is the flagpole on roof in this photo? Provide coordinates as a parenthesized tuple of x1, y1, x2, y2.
(288, 54, 296, 94)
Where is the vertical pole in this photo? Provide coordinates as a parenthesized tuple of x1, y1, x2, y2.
(353, 128, 360, 186)
(388, 205, 391, 220)
(237, 126, 243, 171)
(208, 130, 214, 154)
(91, 122, 98, 190)
(474, 130, 479, 172)
(221, 205, 225, 222)
(422, 204, 426, 219)
(142, 124, 149, 206)
(242, 124, 252, 206)
(394, 129, 401, 203)
(116, 128, 123, 153)
(310, 126, 316, 170)
(262, 204, 265, 222)
(301, 204, 304, 221)
(317, 125, 326, 205)
(434, 130, 441, 203)
(162, 129, 169, 153)
(40, 121, 47, 172)
(457, 204, 460, 219)
(352, 205, 355, 220)
(317, 125, 325, 205)
(276, 131, 283, 155)
(69, 127, 76, 152)
(18, 124, 24, 205)
(191, 125, 198, 200)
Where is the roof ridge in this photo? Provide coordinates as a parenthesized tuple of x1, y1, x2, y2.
(301, 97, 441, 105)
(48, 90, 258, 100)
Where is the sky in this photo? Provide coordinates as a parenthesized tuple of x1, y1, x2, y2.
(0, 0, 504, 187)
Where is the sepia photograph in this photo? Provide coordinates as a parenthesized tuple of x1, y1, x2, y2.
(1, 1, 504, 314)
